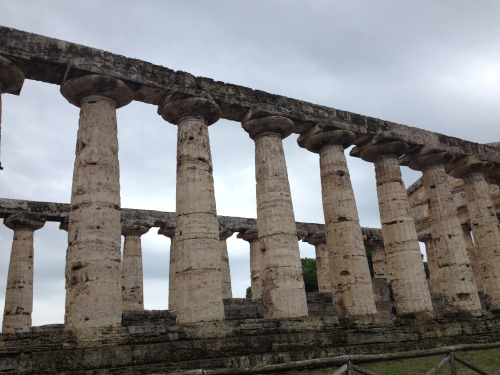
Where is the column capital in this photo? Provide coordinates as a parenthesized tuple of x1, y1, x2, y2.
(60, 74, 133, 108)
(485, 164, 500, 186)
(158, 91, 221, 126)
(242, 110, 294, 140)
(404, 148, 455, 171)
(219, 230, 233, 241)
(303, 232, 326, 246)
(59, 217, 70, 232)
(418, 229, 432, 243)
(298, 125, 356, 153)
(0, 56, 25, 94)
(122, 225, 150, 237)
(350, 137, 409, 163)
(4, 213, 45, 231)
(449, 155, 494, 179)
(237, 229, 258, 242)
(158, 226, 176, 239)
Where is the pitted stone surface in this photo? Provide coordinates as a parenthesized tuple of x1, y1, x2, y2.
(318, 143, 376, 316)
(0, 55, 25, 94)
(121, 225, 149, 311)
(409, 152, 481, 312)
(238, 230, 263, 299)
(455, 169, 500, 311)
(461, 224, 483, 292)
(299, 128, 377, 316)
(364, 147, 432, 315)
(420, 232, 440, 293)
(2, 213, 45, 333)
(304, 234, 332, 294)
(159, 95, 224, 324)
(158, 226, 177, 311)
(61, 75, 131, 330)
(371, 244, 387, 279)
(243, 115, 308, 318)
(219, 230, 233, 299)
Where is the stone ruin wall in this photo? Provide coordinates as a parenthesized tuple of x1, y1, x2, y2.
(1, 25, 500, 373)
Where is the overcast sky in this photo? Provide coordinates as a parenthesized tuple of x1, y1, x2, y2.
(0, 1, 499, 328)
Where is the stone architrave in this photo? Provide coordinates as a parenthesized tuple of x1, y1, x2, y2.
(370, 242, 387, 279)
(238, 230, 263, 299)
(60, 74, 133, 330)
(353, 139, 433, 315)
(121, 225, 150, 311)
(450, 157, 500, 310)
(304, 233, 332, 294)
(298, 126, 376, 316)
(2, 213, 45, 333)
(158, 227, 177, 311)
(219, 230, 233, 299)
(242, 112, 308, 318)
(461, 223, 483, 292)
(420, 231, 440, 293)
(0, 56, 25, 170)
(407, 150, 481, 312)
(158, 92, 224, 324)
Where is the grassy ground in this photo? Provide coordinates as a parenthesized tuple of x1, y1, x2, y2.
(276, 347, 500, 375)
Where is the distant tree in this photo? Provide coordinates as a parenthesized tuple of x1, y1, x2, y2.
(246, 286, 252, 299)
(301, 257, 318, 292)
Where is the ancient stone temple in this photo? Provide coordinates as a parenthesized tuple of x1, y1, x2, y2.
(1, 26, 500, 374)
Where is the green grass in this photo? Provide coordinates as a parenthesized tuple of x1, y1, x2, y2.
(277, 347, 500, 375)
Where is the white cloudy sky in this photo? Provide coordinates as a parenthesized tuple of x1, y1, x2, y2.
(0, 1, 499, 328)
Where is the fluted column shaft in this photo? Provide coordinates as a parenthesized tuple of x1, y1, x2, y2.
(121, 225, 149, 310)
(60, 75, 133, 330)
(408, 152, 480, 312)
(159, 227, 177, 311)
(304, 234, 332, 293)
(451, 158, 500, 310)
(158, 93, 224, 323)
(355, 140, 432, 315)
(219, 230, 233, 299)
(371, 243, 387, 279)
(242, 114, 308, 318)
(238, 230, 263, 299)
(2, 214, 45, 333)
(421, 234, 440, 293)
(299, 128, 376, 316)
(461, 224, 482, 292)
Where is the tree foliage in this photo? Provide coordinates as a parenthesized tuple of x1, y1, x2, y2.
(301, 257, 318, 292)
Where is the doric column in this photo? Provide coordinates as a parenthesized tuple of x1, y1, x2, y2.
(158, 226, 177, 311)
(121, 225, 149, 311)
(242, 112, 308, 318)
(461, 223, 483, 292)
(304, 233, 332, 293)
(450, 156, 500, 310)
(298, 126, 376, 316)
(158, 92, 224, 323)
(219, 230, 233, 299)
(0, 56, 25, 170)
(370, 241, 387, 279)
(2, 213, 45, 333)
(60, 74, 133, 329)
(238, 230, 263, 299)
(407, 150, 481, 312)
(352, 139, 433, 315)
(419, 231, 440, 293)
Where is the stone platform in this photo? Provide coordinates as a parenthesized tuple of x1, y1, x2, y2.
(1, 311, 499, 374)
